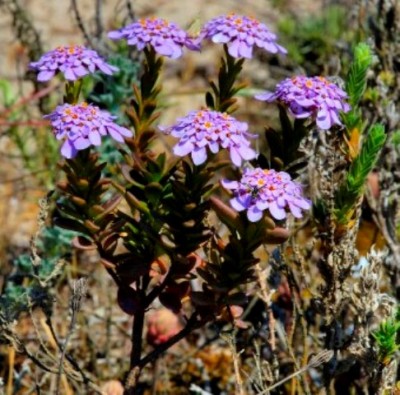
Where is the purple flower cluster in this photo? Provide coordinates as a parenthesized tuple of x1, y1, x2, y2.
(198, 13, 287, 59)
(222, 168, 311, 222)
(30, 45, 118, 82)
(256, 76, 350, 129)
(108, 17, 199, 59)
(160, 110, 257, 166)
(45, 102, 133, 159)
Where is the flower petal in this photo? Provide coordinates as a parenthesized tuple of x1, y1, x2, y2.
(37, 70, 56, 81)
(191, 147, 207, 165)
(174, 140, 194, 156)
(61, 140, 77, 159)
(229, 147, 242, 167)
(107, 127, 125, 142)
(255, 91, 275, 101)
(230, 197, 247, 212)
(247, 206, 263, 222)
(269, 201, 286, 220)
(89, 130, 101, 146)
(221, 179, 239, 190)
(238, 145, 257, 160)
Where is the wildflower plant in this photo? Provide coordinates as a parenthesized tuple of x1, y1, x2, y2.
(199, 13, 287, 59)
(45, 102, 132, 158)
(29, 45, 118, 82)
(221, 168, 311, 221)
(161, 109, 257, 166)
(108, 17, 199, 58)
(20, 9, 390, 395)
(373, 313, 400, 365)
(256, 75, 351, 130)
(0, 196, 72, 322)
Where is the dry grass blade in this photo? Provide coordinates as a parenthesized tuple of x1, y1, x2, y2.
(55, 278, 87, 395)
(257, 350, 334, 394)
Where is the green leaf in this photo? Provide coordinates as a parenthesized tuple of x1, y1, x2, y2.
(335, 124, 386, 223)
(205, 91, 215, 109)
(345, 43, 373, 108)
(0, 79, 16, 107)
(373, 316, 400, 363)
(278, 104, 293, 142)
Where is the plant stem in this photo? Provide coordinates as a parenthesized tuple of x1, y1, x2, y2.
(123, 296, 146, 395)
(56, 279, 86, 395)
(130, 304, 145, 368)
(65, 80, 83, 104)
(208, 45, 245, 113)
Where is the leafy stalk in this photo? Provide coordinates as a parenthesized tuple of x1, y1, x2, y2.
(335, 124, 386, 223)
(345, 43, 373, 108)
(373, 316, 400, 365)
(343, 43, 373, 132)
(65, 80, 83, 105)
(206, 45, 246, 113)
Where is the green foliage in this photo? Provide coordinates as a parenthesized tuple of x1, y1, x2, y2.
(345, 43, 373, 108)
(65, 79, 83, 104)
(160, 161, 214, 256)
(258, 105, 308, 170)
(1, 284, 29, 320)
(87, 53, 140, 123)
(124, 157, 223, 278)
(312, 198, 329, 228)
(54, 151, 119, 241)
(391, 130, 400, 151)
(0, 79, 16, 106)
(373, 314, 400, 364)
(342, 43, 373, 132)
(0, 78, 59, 188)
(335, 124, 386, 223)
(0, 226, 75, 320)
(206, 45, 245, 113)
(125, 47, 163, 137)
(37, 225, 78, 257)
(197, 223, 262, 291)
(97, 138, 125, 167)
(85, 53, 140, 166)
(277, 6, 352, 74)
(116, 154, 215, 313)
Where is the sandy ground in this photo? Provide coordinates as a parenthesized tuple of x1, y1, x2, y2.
(0, 0, 322, 79)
